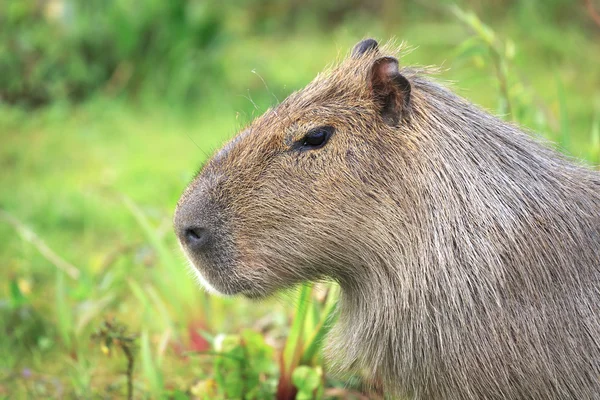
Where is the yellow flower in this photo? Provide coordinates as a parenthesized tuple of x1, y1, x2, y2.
(190, 379, 217, 397)
(17, 278, 32, 295)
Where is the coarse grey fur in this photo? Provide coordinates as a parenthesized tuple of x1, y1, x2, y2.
(329, 71, 600, 399)
(174, 40, 600, 399)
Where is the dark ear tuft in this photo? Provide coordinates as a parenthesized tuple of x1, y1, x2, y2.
(352, 39, 379, 58)
(370, 56, 411, 126)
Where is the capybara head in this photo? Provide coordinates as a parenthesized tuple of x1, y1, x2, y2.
(174, 39, 415, 298)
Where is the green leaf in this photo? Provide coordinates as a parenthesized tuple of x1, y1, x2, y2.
(213, 334, 245, 398)
(292, 365, 322, 399)
(171, 389, 190, 400)
(242, 329, 275, 374)
(9, 278, 27, 307)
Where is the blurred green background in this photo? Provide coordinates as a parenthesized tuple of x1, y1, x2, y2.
(1, 0, 599, 398)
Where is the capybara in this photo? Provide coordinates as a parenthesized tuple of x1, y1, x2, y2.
(174, 39, 600, 399)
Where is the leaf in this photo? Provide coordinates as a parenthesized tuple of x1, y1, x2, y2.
(213, 334, 245, 398)
(292, 365, 322, 399)
(9, 278, 27, 308)
(241, 329, 275, 374)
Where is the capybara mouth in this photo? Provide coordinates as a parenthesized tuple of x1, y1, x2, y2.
(183, 247, 274, 298)
(183, 255, 240, 296)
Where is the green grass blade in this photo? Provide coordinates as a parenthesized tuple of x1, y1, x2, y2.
(555, 73, 570, 152)
(122, 196, 178, 271)
(75, 293, 115, 335)
(146, 284, 175, 332)
(301, 285, 339, 364)
(141, 329, 164, 395)
(55, 270, 73, 349)
(123, 196, 205, 316)
(590, 114, 599, 163)
(282, 284, 313, 372)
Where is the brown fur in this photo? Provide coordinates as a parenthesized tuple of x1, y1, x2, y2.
(174, 40, 600, 399)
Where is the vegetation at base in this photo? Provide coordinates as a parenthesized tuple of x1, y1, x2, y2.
(1, 0, 599, 398)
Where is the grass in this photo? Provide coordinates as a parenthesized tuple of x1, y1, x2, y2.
(1, 7, 599, 399)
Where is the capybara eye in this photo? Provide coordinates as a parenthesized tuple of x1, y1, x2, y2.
(300, 126, 334, 150)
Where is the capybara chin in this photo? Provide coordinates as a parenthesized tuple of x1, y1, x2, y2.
(174, 39, 600, 398)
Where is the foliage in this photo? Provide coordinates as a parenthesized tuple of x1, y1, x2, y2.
(292, 366, 324, 400)
(0, 0, 225, 106)
(0, 0, 591, 108)
(210, 330, 276, 398)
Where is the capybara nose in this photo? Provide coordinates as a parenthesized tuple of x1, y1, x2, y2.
(182, 225, 210, 250)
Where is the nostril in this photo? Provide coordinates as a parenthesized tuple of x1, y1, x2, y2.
(183, 226, 210, 249)
(186, 228, 201, 241)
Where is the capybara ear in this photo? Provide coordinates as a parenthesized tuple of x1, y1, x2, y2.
(369, 56, 411, 126)
(351, 38, 379, 58)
